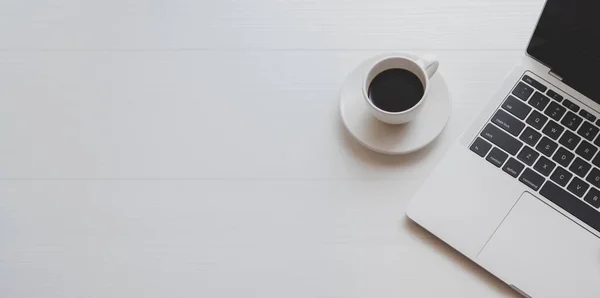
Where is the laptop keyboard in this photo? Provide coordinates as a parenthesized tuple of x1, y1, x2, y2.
(470, 73, 600, 234)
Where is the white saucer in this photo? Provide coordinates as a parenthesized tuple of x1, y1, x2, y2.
(340, 53, 452, 155)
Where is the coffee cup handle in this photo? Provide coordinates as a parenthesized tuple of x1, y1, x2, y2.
(416, 54, 439, 79)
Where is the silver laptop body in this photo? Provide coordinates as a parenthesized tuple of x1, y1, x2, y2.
(408, 1, 600, 297)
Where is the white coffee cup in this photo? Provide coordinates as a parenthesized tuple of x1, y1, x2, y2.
(362, 54, 439, 125)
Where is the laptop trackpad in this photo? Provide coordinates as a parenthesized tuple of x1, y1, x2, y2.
(478, 192, 600, 297)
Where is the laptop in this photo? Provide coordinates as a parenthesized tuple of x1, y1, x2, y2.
(407, 1, 600, 297)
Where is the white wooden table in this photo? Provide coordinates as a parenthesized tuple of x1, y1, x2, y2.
(0, 0, 546, 297)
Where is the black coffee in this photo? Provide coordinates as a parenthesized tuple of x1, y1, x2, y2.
(368, 68, 424, 113)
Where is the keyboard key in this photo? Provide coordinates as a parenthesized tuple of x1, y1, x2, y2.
(546, 89, 563, 102)
(526, 110, 548, 130)
(522, 75, 547, 92)
(528, 92, 550, 111)
(540, 181, 600, 234)
(512, 82, 534, 101)
(594, 134, 600, 148)
(593, 153, 600, 168)
(580, 109, 597, 122)
(586, 168, 600, 188)
(570, 157, 592, 178)
(481, 124, 523, 155)
(550, 167, 572, 187)
(575, 140, 598, 161)
(470, 137, 492, 157)
(519, 168, 545, 191)
(502, 96, 531, 120)
(553, 147, 575, 167)
(596, 119, 600, 128)
(503, 158, 525, 178)
(567, 177, 590, 197)
(544, 102, 567, 121)
(491, 110, 525, 136)
(594, 133, 600, 148)
(577, 121, 599, 141)
(534, 156, 556, 176)
(561, 111, 584, 131)
(584, 188, 600, 208)
(562, 98, 580, 112)
(541, 120, 564, 140)
(520, 127, 542, 146)
(536, 137, 559, 157)
(486, 147, 508, 167)
(517, 146, 540, 166)
(558, 130, 581, 150)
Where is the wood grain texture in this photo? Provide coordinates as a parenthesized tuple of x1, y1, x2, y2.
(0, 51, 520, 180)
(0, 181, 518, 298)
(0, 0, 545, 297)
(0, 0, 544, 50)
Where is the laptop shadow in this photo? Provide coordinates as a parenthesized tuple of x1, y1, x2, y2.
(403, 217, 521, 297)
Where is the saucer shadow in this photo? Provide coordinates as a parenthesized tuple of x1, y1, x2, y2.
(337, 117, 439, 169)
(402, 217, 520, 297)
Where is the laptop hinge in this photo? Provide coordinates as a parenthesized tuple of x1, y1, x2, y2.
(549, 70, 563, 81)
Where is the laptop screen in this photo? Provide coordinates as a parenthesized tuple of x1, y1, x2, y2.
(527, 0, 600, 104)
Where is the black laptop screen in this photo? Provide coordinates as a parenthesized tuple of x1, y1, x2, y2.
(527, 0, 600, 104)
